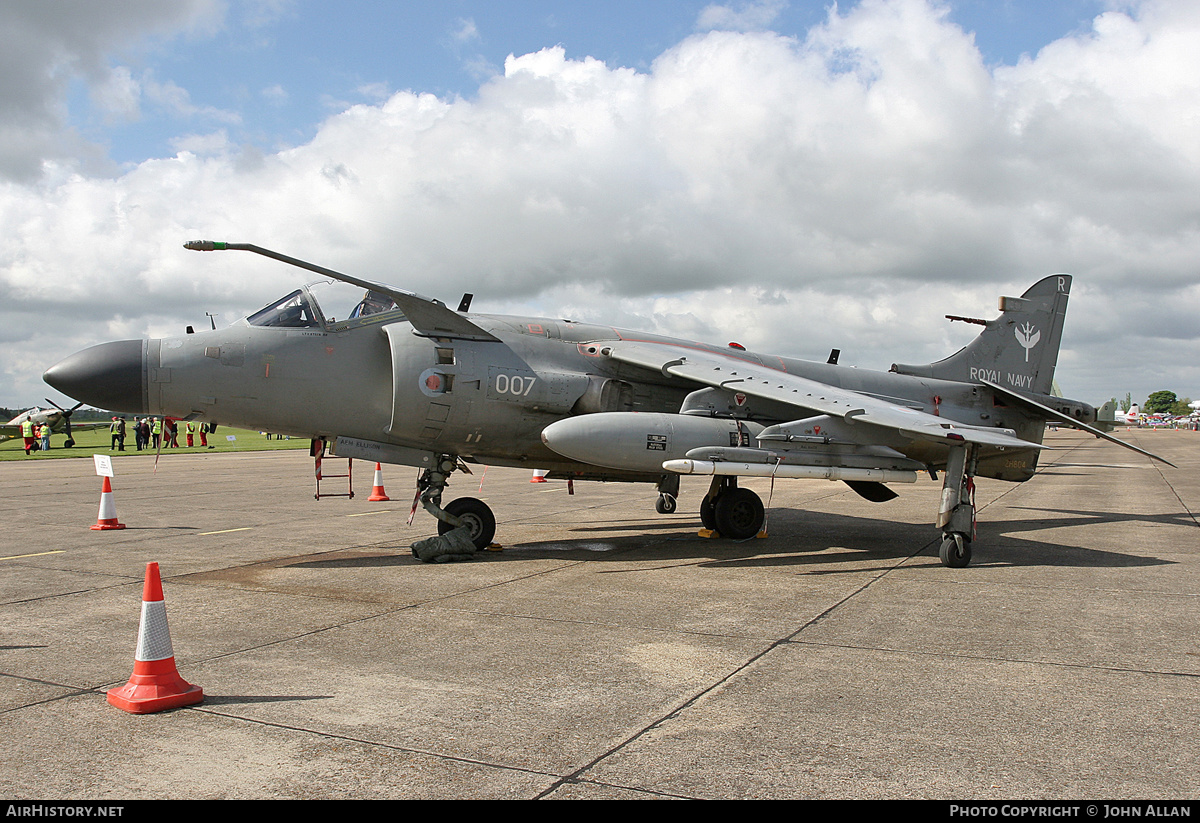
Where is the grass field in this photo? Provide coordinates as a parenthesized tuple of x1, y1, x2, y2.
(0, 424, 309, 461)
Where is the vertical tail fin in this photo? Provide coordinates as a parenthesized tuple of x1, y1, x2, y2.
(891, 274, 1071, 395)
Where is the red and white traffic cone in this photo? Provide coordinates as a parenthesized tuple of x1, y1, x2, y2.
(90, 476, 126, 530)
(107, 562, 203, 714)
(368, 462, 390, 501)
(530, 469, 549, 483)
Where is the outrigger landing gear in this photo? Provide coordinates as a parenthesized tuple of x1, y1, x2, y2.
(410, 454, 496, 562)
(936, 444, 976, 568)
(655, 473, 679, 514)
(699, 476, 765, 540)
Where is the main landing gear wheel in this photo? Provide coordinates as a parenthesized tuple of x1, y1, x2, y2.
(438, 497, 496, 550)
(713, 487, 765, 540)
(939, 532, 972, 568)
(699, 496, 717, 530)
(655, 493, 677, 514)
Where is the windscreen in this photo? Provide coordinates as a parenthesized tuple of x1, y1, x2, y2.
(246, 290, 322, 328)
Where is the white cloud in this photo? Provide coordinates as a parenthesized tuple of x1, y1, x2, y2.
(452, 17, 481, 44)
(169, 129, 232, 156)
(2, 0, 1199, 410)
(90, 65, 143, 122)
(262, 84, 288, 106)
(696, 0, 788, 32)
(0, 0, 222, 181)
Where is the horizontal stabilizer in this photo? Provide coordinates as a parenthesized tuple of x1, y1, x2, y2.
(981, 381, 1176, 468)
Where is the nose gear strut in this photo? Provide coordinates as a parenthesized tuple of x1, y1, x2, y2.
(410, 454, 497, 562)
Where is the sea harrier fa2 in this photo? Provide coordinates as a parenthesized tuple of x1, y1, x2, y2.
(44, 242, 1170, 566)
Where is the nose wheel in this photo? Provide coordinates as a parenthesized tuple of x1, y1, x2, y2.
(437, 496, 496, 550)
(413, 455, 497, 558)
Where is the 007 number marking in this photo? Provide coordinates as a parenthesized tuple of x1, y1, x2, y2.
(493, 373, 537, 396)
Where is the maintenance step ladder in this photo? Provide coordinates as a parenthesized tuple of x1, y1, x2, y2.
(311, 438, 354, 500)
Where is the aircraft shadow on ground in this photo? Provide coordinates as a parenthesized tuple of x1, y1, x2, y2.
(996, 505, 1196, 536)
(508, 505, 1181, 571)
(528, 503, 1180, 573)
(265, 504, 1183, 574)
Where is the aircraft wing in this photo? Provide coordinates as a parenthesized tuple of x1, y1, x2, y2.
(602, 341, 1043, 453)
(65, 421, 112, 433)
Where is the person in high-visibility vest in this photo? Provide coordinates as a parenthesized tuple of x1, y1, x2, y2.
(21, 418, 34, 454)
(199, 422, 209, 448)
(38, 423, 51, 452)
(185, 421, 195, 447)
(151, 417, 162, 449)
(110, 417, 121, 450)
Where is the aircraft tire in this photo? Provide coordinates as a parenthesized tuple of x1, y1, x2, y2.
(713, 488, 764, 540)
(439, 497, 496, 550)
(939, 533, 972, 568)
(655, 494, 677, 514)
(699, 496, 717, 530)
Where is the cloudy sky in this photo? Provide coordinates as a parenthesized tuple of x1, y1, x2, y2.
(3, 0, 1198, 412)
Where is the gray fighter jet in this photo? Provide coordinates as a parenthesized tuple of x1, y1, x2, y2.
(44, 242, 1170, 566)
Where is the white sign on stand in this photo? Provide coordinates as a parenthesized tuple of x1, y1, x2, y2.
(93, 454, 114, 477)
(226, 435, 237, 442)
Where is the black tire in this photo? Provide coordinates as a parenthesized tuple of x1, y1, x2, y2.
(438, 497, 496, 550)
(655, 494, 677, 514)
(713, 488, 765, 540)
(699, 495, 717, 530)
(939, 533, 972, 568)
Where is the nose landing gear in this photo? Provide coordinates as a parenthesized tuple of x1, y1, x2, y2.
(410, 455, 497, 562)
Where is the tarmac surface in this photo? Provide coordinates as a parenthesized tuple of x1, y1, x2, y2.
(1, 428, 1196, 799)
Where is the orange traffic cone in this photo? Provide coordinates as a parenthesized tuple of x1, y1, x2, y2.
(530, 469, 549, 483)
(368, 462, 390, 501)
(90, 476, 126, 530)
(106, 562, 203, 714)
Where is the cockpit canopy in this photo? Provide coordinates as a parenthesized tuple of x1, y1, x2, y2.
(247, 290, 320, 328)
(246, 281, 405, 331)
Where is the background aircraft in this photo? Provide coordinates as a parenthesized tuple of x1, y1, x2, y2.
(0, 401, 99, 447)
(1114, 403, 1141, 425)
(44, 242, 1170, 567)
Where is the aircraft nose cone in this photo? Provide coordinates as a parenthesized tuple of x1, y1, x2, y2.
(44, 340, 147, 414)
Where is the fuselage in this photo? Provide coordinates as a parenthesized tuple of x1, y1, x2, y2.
(49, 302, 1064, 483)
